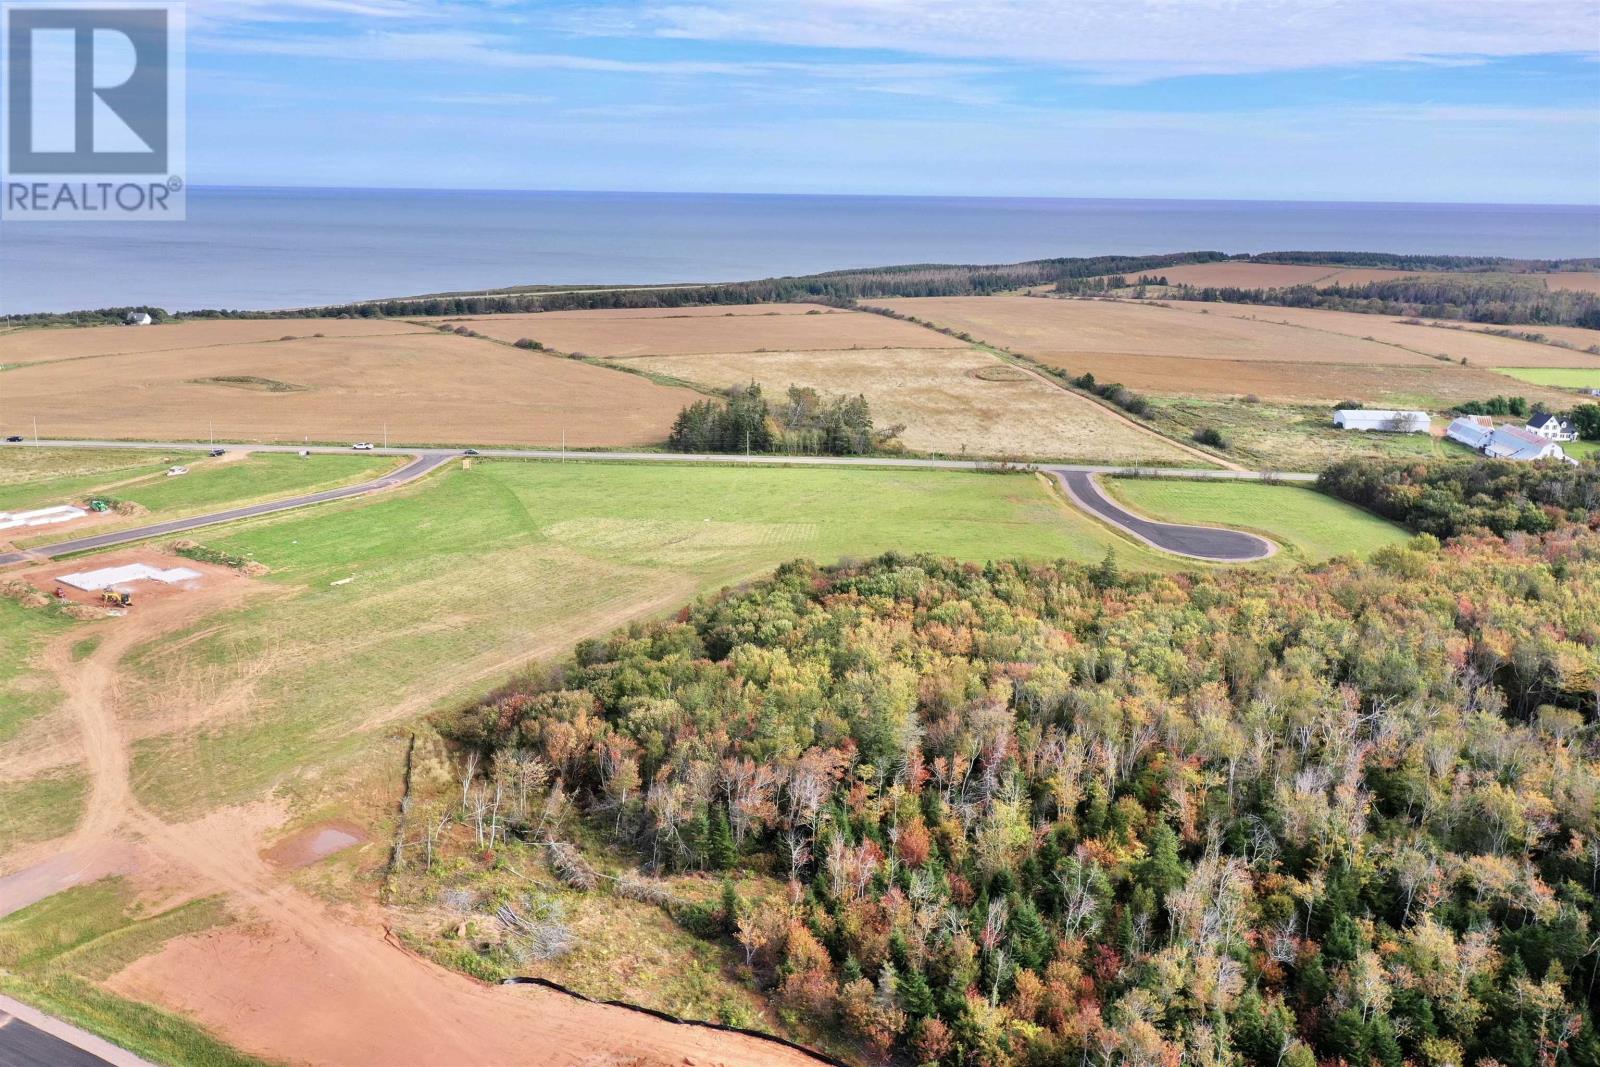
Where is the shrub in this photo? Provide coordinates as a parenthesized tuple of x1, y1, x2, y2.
(1193, 426, 1229, 449)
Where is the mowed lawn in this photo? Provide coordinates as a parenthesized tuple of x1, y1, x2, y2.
(108, 453, 393, 517)
(1103, 478, 1410, 562)
(122, 460, 1188, 817)
(1497, 367, 1600, 388)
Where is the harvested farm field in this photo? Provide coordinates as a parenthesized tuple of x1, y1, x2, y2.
(1163, 301, 1600, 368)
(871, 296, 1438, 365)
(0, 318, 426, 368)
(0, 330, 700, 447)
(1051, 352, 1571, 407)
(440, 304, 963, 357)
(870, 296, 1576, 406)
(628, 346, 1197, 463)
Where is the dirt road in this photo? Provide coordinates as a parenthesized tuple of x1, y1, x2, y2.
(3, 569, 826, 1067)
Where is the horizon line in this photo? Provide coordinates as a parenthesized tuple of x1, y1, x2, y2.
(181, 184, 1600, 211)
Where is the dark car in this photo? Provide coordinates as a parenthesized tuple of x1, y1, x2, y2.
(463, 448, 481, 456)
(208, 448, 226, 457)
(4, 435, 22, 443)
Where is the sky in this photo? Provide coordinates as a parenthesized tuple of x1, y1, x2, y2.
(185, 0, 1600, 203)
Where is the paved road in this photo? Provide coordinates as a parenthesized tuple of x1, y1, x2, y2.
(0, 440, 1313, 568)
(0, 452, 451, 566)
(14, 439, 1318, 480)
(1050, 469, 1276, 562)
(0, 995, 154, 1067)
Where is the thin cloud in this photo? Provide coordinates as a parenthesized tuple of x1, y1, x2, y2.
(633, 0, 1600, 80)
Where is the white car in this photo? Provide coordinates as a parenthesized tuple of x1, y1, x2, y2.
(352, 442, 375, 451)
(166, 466, 189, 477)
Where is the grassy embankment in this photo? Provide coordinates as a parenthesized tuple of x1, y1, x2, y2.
(0, 880, 264, 1067)
(1103, 477, 1411, 563)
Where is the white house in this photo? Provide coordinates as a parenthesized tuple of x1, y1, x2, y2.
(1333, 409, 1431, 433)
(124, 312, 153, 326)
(1525, 412, 1578, 442)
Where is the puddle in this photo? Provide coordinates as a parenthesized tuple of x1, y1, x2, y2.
(262, 822, 367, 869)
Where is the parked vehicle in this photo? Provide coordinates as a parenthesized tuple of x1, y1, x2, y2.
(166, 466, 189, 477)
(208, 448, 226, 457)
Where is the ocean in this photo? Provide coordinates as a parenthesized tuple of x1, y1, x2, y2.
(0, 188, 1596, 315)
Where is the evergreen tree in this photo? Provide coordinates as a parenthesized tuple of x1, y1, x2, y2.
(707, 807, 737, 870)
(898, 966, 937, 1019)
(1007, 895, 1050, 973)
(1134, 822, 1186, 905)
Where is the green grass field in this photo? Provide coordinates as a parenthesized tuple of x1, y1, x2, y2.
(1496, 367, 1600, 388)
(0, 449, 178, 512)
(5, 452, 395, 547)
(102, 453, 393, 522)
(1568, 439, 1598, 459)
(120, 460, 1184, 816)
(1104, 478, 1410, 563)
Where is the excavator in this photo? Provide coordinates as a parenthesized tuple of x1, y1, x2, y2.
(100, 590, 133, 608)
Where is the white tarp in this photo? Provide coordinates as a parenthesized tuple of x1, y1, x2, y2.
(0, 505, 87, 532)
(56, 564, 204, 592)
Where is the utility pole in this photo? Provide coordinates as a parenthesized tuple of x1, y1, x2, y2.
(32, 416, 38, 445)
(383, 422, 388, 449)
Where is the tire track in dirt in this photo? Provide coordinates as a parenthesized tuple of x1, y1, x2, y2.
(7, 568, 826, 1066)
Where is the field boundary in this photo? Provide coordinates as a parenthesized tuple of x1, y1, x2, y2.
(855, 299, 1242, 470)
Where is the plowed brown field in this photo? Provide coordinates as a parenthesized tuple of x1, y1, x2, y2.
(447, 305, 965, 357)
(1163, 302, 1600, 369)
(0, 331, 698, 446)
(0, 319, 426, 367)
(868, 296, 1577, 406)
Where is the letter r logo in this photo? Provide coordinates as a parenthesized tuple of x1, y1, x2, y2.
(6, 7, 168, 174)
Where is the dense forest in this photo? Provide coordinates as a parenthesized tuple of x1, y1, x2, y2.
(450, 515, 1600, 1066)
(667, 383, 895, 456)
(1318, 458, 1600, 539)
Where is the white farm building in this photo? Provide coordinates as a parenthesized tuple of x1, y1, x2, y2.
(1333, 409, 1431, 433)
(1446, 417, 1576, 464)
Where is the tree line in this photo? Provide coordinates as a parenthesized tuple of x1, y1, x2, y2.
(1172, 277, 1600, 328)
(668, 383, 898, 457)
(1318, 456, 1600, 538)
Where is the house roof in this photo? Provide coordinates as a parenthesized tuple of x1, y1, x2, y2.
(1527, 413, 1566, 430)
(1485, 425, 1562, 461)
